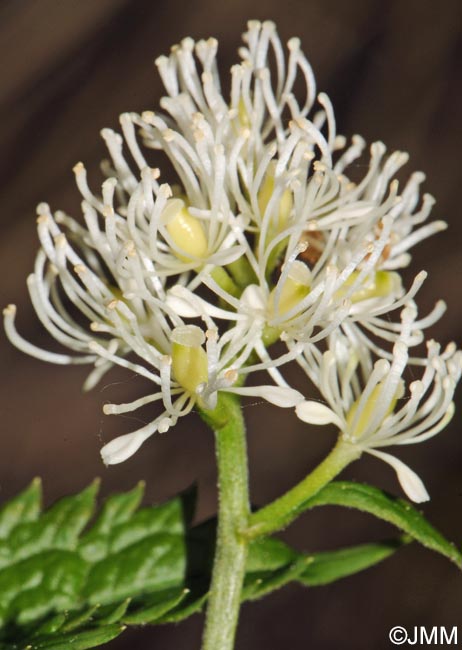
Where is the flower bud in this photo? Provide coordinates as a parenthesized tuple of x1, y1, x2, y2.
(258, 163, 293, 232)
(346, 380, 404, 439)
(237, 98, 251, 128)
(269, 261, 311, 318)
(171, 325, 208, 393)
(162, 199, 208, 262)
(338, 270, 401, 304)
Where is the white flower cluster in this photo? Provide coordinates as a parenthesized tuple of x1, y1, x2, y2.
(4, 21, 461, 501)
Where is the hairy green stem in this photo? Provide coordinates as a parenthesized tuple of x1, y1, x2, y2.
(200, 394, 250, 650)
(245, 439, 361, 540)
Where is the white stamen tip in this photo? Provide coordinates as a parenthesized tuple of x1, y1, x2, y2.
(3, 304, 16, 317)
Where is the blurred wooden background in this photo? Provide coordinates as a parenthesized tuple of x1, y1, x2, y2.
(1, 1, 461, 648)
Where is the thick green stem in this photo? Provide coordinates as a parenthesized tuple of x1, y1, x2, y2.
(245, 440, 361, 540)
(200, 394, 250, 650)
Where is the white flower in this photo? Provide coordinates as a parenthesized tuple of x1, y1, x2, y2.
(2, 197, 303, 464)
(3, 21, 457, 475)
(73, 147, 244, 282)
(96, 322, 303, 465)
(71, 21, 446, 356)
(131, 20, 445, 353)
(295, 306, 462, 502)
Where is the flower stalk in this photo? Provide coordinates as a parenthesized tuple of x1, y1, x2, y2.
(245, 439, 361, 540)
(200, 394, 251, 650)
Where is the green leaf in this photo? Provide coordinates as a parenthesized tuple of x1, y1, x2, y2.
(123, 589, 187, 624)
(0, 550, 88, 625)
(303, 481, 462, 568)
(299, 539, 403, 586)
(243, 554, 308, 601)
(0, 479, 452, 649)
(243, 536, 403, 600)
(82, 530, 186, 606)
(243, 537, 304, 600)
(92, 601, 130, 627)
(31, 613, 67, 637)
(82, 483, 144, 538)
(246, 537, 299, 573)
(154, 592, 208, 624)
(0, 482, 98, 570)
(25, 624, 124, 649)
(60, 606, 101, 633)
(0, 480, 42, 539)
(0, 481, 191, 648)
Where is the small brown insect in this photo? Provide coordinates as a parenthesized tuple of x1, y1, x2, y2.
(298, 229, 325, 266)
(364, 220, 392, 266)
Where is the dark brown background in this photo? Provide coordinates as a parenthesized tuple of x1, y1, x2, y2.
(1, 1, 461, 648)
